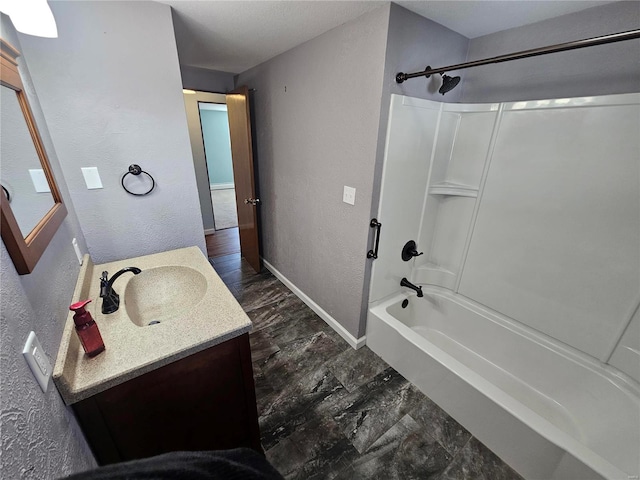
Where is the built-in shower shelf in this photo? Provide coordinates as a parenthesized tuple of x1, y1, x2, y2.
(417, 262, 454, 275)
(429, 182, 478, 198)
(414, 263, 457, 290)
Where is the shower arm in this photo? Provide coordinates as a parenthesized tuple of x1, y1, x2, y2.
(396, 29, 640, 84)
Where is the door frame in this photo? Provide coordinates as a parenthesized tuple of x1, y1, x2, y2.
(183, 91, 228, 234)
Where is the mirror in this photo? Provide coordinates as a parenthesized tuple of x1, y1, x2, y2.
(0, 38, 67, 274)
(1, 84, 56, 236)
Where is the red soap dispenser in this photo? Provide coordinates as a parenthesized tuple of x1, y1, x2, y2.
(69, 299, 105, 357)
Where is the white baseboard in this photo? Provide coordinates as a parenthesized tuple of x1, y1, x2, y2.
(263, 259, 366, 350)
(210, 183, 235, 191)
(204, 228, 216, 235)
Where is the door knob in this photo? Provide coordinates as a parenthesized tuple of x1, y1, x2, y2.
(244, 198, 260, 205)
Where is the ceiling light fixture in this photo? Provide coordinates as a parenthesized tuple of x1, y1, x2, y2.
(182, 89, 197, 95)
(0, 0, 58, 38)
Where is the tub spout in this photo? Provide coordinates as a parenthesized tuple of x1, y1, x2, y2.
(400, 277, 423, 297)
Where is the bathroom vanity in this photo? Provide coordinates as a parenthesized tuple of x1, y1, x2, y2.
(53, 247, 260, 465)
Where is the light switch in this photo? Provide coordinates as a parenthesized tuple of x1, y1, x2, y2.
(28, 169, 51, 193)
(343, 186, 356, 205)
(23, 331, 52, 393)
(81, 167, 103, 189)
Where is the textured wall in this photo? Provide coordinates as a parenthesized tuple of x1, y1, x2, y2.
(384, 4, 469, 102)
(0, 14, 95, 479)
(179, 65, 235, 93)
(236, 5, 391, 338)
(18, 1, 206, 263)
(461, 2, 640, 102)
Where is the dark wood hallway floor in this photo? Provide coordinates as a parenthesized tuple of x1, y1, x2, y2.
(206, 227, 240, 258)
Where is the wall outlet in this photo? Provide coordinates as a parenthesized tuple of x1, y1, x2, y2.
(343, 186, 356, 205)
(23, 331, 52, 393)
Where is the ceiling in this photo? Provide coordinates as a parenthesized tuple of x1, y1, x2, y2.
(396, 1, 612, 38)
(162, 1, 614, 74)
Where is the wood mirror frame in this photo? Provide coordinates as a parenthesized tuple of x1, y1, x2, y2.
(0, 38, 67, 274)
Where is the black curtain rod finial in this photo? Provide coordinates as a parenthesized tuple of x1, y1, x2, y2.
(396, 66, 433, 84)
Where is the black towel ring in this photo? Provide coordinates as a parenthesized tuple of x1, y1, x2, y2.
(121, 164, 155, 196)
(2, 185, 10, 203)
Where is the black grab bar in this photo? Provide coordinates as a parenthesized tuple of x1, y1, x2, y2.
(367, 218, 382, 259)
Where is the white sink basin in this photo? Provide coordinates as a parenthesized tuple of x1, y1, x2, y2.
(124, 266, 207, 327)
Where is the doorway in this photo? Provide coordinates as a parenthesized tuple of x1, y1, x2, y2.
(199, 102, 238, 232)
(184, 90, 240, 257)
(183, 87, 261, 271)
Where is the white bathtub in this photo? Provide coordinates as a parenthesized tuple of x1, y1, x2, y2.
(367, 287, 640, 480)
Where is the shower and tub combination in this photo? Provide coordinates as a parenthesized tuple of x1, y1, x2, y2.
(366, 30, 640, 480)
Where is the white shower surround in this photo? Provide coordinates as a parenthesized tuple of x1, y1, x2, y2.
(367, 93, 640, 479)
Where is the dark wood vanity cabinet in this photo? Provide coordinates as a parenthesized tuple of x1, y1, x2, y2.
(73, 333, 262, 465)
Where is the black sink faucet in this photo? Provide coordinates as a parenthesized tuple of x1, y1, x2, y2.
(100, 267, 141, 314)
(400, 277, 423, 297)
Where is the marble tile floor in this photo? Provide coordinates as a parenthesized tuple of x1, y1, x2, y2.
(209, 253, 524, 480)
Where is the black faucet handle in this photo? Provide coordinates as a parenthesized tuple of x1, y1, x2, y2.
(402, 240, 423, 261)
(100, 271, 109, 297)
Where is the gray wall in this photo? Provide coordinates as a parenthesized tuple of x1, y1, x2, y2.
(0, 14, 95, 479)
(18, 1, 206, 263)
(385, 4, 469, 102)
(237, 5, 391, 338)
(180, 65, 235, 93)
(461, 1, 640, 102)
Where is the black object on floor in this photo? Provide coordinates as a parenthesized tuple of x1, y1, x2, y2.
(61, 449, 284, 480)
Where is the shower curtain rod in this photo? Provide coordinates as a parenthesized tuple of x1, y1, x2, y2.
(396, 29, 640, 84)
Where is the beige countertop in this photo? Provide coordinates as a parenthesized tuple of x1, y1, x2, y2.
(53, 246, 252, 405)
